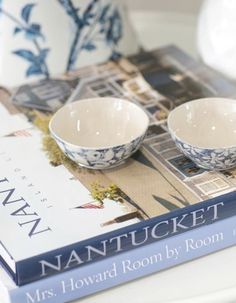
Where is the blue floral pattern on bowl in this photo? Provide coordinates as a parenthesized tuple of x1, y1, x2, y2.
(172, 136, 236, 171)
(51, 132, 146, 169)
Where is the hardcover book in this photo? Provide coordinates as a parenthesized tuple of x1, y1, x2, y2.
(1, 45, 236, 286)
(1, 214, 236, 303)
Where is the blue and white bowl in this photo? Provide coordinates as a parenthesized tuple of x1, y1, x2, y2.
(49, 97, 149, 169)
(167, 98, 236, 170)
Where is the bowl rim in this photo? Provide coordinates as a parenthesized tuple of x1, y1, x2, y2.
(49, 97, 150, 150)
(167, 97, 236, 150)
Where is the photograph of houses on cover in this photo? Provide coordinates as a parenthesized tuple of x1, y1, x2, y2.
(5, 44, 236, 253)
(66, 45, 236, 218)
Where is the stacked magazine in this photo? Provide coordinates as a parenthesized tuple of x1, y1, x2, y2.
(1, 45, 236, 303)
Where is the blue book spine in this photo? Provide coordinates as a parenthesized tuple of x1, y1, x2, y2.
(16, 190, 236, 285)
(8, 214, 236, 303)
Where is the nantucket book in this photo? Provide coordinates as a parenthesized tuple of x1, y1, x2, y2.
(1, 214, 236, 303)
(1, 45, 236, 286)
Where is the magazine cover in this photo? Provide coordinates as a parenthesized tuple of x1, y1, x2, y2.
(1, 45, 236, 286)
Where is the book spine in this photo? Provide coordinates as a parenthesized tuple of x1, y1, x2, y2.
(16, 190, 236, 285)
(9, 214, 236, 303)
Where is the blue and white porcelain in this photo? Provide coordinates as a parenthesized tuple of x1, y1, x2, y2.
(0, 0, 139, 87)
(49, 97, 149, 169)
(168, 98, 236, 170)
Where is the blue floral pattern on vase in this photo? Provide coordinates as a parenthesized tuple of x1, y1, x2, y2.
(57, 0, 122, 71)
(0, 1, 138, 86)
(0, 3, 50, 78)
(51, 132, 146, 169)
(173, 136, 236, 170)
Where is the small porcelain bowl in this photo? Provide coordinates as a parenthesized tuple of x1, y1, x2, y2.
(49, 97, 149, 169)
(168, 98, 236, 170)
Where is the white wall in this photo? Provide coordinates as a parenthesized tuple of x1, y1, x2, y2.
(127, 0, 204, 57)
(127, 0, 203, 14)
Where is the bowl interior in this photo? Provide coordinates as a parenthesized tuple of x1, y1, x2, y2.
(168, 98, 236, 149)
(49, 98, 149, 148)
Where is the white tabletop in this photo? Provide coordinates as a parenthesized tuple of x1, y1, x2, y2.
(77, 245, 236, 303)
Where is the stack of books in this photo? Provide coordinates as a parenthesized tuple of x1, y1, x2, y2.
(1, 45, 236, 303)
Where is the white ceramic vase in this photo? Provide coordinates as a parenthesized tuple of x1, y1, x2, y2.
(0, 0, 139, 87)
(197, 0, 236, 79)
